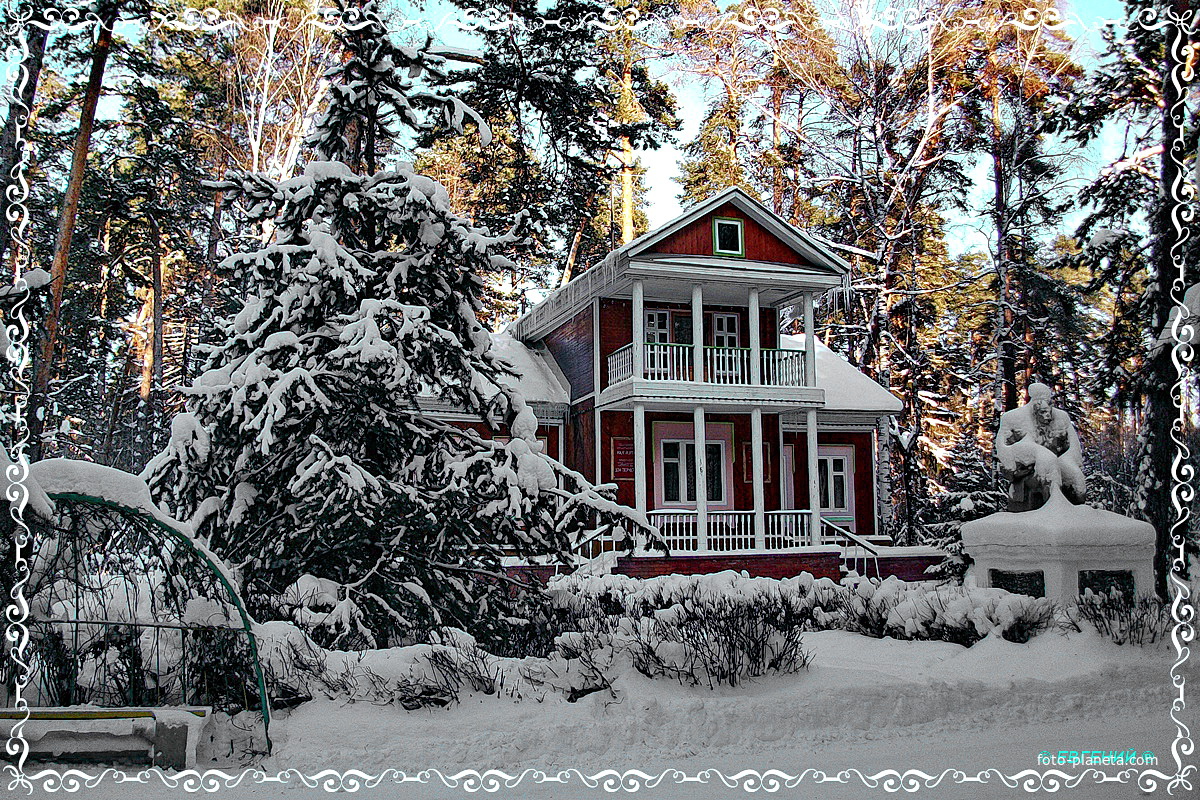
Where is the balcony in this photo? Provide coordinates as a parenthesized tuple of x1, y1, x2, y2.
(607, 343, 807, 386)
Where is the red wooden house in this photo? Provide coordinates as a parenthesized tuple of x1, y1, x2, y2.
(433, 187, 941, 581)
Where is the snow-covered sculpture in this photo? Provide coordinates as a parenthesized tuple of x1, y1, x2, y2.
(962, 384, 1155, 601)
(995, 383, 1086, 512)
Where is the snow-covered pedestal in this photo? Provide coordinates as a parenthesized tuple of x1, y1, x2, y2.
(961, 491, 1155, 601)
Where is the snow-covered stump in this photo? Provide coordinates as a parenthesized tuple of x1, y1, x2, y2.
(961, 490, 1155, 602)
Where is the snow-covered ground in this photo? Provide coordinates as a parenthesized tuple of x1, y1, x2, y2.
(16, 627, 1191, 798)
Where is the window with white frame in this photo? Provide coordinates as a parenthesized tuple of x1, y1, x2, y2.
(661, 440, 725, 505)
(712, 217, 745, 257)
(816, 445, 856, 531)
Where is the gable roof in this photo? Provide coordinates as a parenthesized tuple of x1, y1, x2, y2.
(617, 186, 851, 274)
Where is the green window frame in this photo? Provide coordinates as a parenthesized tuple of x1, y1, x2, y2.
(712, 216, 745, 257)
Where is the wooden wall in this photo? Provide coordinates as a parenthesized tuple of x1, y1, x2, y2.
(783, 430, 877, 538)
(543, 306, 593, 401)
(648, 202, 810, 266)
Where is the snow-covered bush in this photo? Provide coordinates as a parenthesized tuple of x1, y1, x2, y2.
(253, 619, 504, 709)
(1069, 589, 1172, 646)
(551, 571, 1060, 652)
(884, 583, 1056, 645)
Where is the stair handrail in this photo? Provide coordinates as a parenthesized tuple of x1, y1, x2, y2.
(820, 517, 881, 579)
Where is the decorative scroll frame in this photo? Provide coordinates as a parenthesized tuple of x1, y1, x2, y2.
(2, 2, 1195, 794)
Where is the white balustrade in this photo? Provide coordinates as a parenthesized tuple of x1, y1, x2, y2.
(648, 511, 700, 552)
(704, 347, 751, 385)
(648, 510, 811, 554)
(761, 349, 806, 386)
(765, 510, 812, 549)
(607, 344, 807, 387)
(644, 342, 693, 381)
(607, 343, 633, 383)
(705, 511, 756, 552)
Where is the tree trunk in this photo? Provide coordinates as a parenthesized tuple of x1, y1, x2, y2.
(28, 10, 117, 460)
(0, 22, 49, 270)
(619, 58, 635, 245)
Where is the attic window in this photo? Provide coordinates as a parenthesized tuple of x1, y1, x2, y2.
(713, 217, 745, 257)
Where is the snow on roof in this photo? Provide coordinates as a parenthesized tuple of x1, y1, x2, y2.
(486, 332, 569, 405)
(779, 334, 903, 414)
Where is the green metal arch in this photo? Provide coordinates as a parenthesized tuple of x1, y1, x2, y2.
(43, 491, 272, 753)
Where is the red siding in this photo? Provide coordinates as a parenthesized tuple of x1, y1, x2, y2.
(599, 410, 783, 512)
(599, 298, 633, 391)
(616, 552, 841, 580)
(648, 203, 810, 266)
(567, 399, 597, 483)
(784, 431, 877, 538)
(543, 306, 593, 400)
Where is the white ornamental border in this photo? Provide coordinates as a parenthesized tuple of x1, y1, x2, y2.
(1, 2, 1195, 795)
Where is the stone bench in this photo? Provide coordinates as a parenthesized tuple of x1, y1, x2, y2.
(0, 706, 211, 770)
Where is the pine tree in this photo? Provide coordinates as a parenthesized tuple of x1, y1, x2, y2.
(919, 429, 1007, 581)
(144, 3, 653, 648)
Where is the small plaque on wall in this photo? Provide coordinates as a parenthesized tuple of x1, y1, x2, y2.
(611, 437, 635, 481)
(989, 569, 1046, 598)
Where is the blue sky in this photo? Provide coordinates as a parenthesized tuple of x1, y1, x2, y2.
(633, 0, 1133, 251)
(394, 0, 1134, 256)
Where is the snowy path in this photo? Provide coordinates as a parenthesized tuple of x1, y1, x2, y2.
(16, 630, 1193, 799)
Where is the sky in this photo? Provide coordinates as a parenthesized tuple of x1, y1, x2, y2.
(395, 0, 1137, 258)
(632, 0, 1135, 252)
(3, 0, 1139, 260)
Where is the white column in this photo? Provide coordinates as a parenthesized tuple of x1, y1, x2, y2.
(749, 288, 761, 385)
(806, 408, 821, 546)
(691, 284, 704, 382)
(633, 403, 647, 518)
(632, 280, 644, 380)
(751, 407, 765, 550)
(693, 404, 708, 552)
(803, 291, 817, 387)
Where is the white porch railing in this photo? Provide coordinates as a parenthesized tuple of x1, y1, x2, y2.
(647, 509, 813, 554)
(760, 349, 806, 386)
(704, 347, 751, 384)
(764, 509, 812, 549)
(645, 342, 693, 381)
(607, 344, 807, 387)
(608, 343, 633, 383)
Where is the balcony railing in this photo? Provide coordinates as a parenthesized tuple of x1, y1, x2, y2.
(647, 509, 813, 554)
(606, 344, 807, 387)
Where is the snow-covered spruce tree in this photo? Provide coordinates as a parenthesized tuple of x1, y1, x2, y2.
(144, 4, 653, 650)
(918, 429, 1007, 582)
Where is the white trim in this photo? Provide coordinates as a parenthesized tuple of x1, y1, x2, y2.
(651, 420, 735, 512)
(592, 298, 601, 484)
(751, 407, 765, 550)
(634, 403, 647, 514)
(749, 288, 761, 385)
(818, 445, 856, 523)
(624, 186, 851, 273)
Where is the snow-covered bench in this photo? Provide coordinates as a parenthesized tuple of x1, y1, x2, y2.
(0, 706, 211, 770)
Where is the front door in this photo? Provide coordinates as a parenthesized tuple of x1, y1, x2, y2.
(817, 445, 856, 533)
